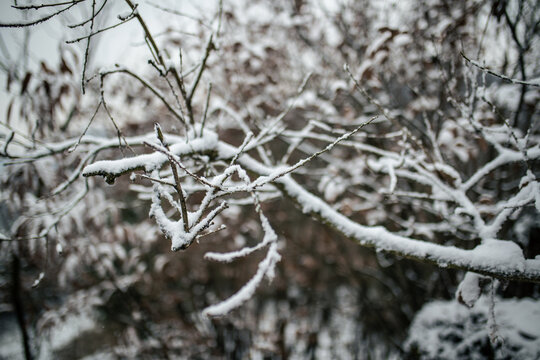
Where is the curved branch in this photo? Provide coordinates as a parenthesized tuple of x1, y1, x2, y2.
(98, 67, 186, 125)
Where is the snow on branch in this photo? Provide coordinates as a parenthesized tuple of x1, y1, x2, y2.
(203, 242, 281, 317)
(79, 126, 540, 283)
(82, 132, 218, 184)
(203, 193, 281, 316)
(215, 142, 540, 283)
(121, 128, 283, 315)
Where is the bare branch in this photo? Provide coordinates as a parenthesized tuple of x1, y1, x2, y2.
(153, 123, 189, 232)
(12, 1, 85, 10)
(1, 1, 83, 27)
(461, 52, 540, 88)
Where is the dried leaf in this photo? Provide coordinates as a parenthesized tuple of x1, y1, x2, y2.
(60, 56, 72, 75)
(40, 61, 55, 75)
(6, 98, 14, 125)
(6, 71, 12, 92)
(20, 72, 32, 94)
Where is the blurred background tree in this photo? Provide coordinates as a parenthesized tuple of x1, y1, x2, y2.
(0, 0, 539, 359)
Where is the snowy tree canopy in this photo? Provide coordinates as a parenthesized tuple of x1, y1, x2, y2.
(0, 0, 539, 357)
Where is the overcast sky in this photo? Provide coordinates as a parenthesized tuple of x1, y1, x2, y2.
(0, 1, 216, 119)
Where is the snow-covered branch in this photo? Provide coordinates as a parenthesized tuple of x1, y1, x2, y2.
(79, 129, 540, 283)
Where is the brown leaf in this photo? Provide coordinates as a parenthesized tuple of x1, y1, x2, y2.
(20, 72, 32, 94)
(43, 80, 51, 97)
(59, 83, 70, 97)
(40, 61, 55, 75)
(6, 71, 12, 92)
(60, 56, 72, 75)
(6, 98, 13, 125)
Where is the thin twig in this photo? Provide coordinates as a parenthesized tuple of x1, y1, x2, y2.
(188, 33, 214, 102)
(124, 0, 191, 128)
(461, 52, 539, 88)
(68, 101, 102, 153)
(153, 123, 189, 231)
(66, 15, 135, 44)
(68, 0, 107, 28)
(230, 132, 253, 167)
(143, 140, 220, 190)
(146, 1, 211, 29)
(99, 74, 135, 154)
(2, 131, 15, 157)
(147, 59, 184, 115)
(99, 67, 186, 125)
(248, 116, 378, 190)
(81, 0, 96, 93)
(1, 1, 82, 27)
(138, 173, 176, 187)
(200, 82, 212, 137)
(13, 1, 84, 10)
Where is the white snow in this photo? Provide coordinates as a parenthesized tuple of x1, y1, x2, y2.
(215, 141, 540, 281)
(82, 132, 218, 180)
(406, 296, 540, 359)
(456, 272, 486, 308)
(83, 129, 537, 282)
(203, 242, 281, 317)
